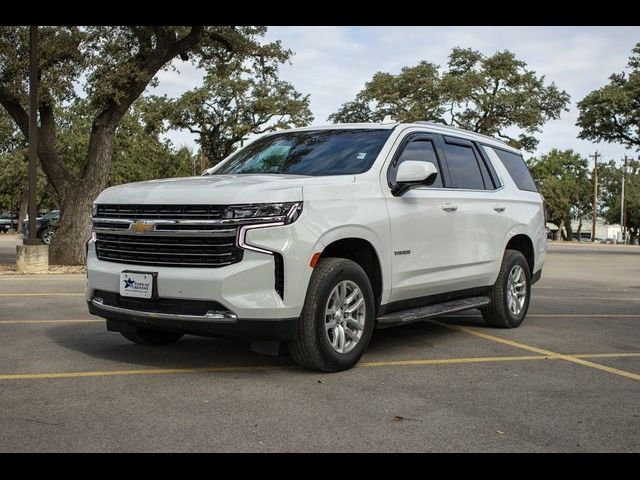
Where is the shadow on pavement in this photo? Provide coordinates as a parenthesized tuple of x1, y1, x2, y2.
(43, 314, 476, 370)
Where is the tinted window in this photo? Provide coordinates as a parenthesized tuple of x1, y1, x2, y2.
(442, 143, 485, 189)
(210, 129, 392, 176)
(492, 148, 537, 192)
(388, 139, 443, 187)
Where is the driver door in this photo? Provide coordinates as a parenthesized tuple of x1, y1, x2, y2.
(384, 132, 463, 304)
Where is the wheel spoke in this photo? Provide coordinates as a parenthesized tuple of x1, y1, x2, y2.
(345, 287, 360, 305)
(344, 296, 364, 313)
(338, 283, 346, 305)
(344, 327, 360, 342)
(337, 325, 346, 352)
(346, 316, 363, 331)
(330, 327, 339, 348)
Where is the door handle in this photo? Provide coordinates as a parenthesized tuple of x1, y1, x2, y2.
(493, 205, 506, 212)
(441, 203, 458, 212)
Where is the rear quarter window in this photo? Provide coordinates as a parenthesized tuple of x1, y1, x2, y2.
(491, 147, 538, 192)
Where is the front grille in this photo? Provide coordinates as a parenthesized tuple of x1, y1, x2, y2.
(93, 290, 230, 316)
(97, 204, 227, 220)
(95, 232, 243, 268)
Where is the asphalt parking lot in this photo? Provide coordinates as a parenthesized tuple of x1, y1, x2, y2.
(0, 234, 638, 452)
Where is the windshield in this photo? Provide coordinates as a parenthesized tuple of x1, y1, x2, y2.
(42, 210, 59, 220)
(209, 129, 392, 176)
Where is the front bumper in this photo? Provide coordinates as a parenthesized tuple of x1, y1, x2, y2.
(86, 244, 305, 319)
(88, 297, 298, 341)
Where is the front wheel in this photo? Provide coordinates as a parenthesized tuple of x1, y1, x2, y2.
(289, 257, 375, 372)
(121, 327, 184, 345)
(482, 249, 531, 328)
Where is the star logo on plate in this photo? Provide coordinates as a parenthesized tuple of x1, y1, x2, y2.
(124, 277, 135, 289)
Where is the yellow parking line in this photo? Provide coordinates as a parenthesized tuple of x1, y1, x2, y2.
(431, 321, 640, 382)
(0, 293, 85, 296)
(572, 353, 640, 359)
(1, 352, 638, 381)
(0, 365, 287, 380)
(359, 355, 548, 368)
(0, 319, 101, 324)
(535, 296, 640, 301)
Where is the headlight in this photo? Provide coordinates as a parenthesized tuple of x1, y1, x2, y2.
(92, 203, 98, 217)
(225, 202, 302, 224)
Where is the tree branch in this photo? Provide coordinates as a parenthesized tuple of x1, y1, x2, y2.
(0, 86, 29, 137)
(38, 103, 76, 194)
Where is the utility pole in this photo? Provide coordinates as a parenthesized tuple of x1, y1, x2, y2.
(621, 155, 628, 243)
(589, 151, 600, 242)
(16, 25, 47, 274)
(25, 26, 39, 246)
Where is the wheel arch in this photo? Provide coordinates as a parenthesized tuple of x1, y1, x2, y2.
(504, 232, 535, 274)
(317, 234, 386, 313)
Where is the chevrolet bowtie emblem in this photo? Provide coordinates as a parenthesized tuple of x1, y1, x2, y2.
(130, 221, 155, 233)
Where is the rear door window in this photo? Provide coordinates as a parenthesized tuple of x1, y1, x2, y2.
(441, 138, 485, 190)
(492, 147, 538, 192)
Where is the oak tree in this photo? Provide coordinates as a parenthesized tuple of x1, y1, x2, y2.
(0, 26, 289, 264)
(330, 48, 570, 151)
(165, 60, 313, 167)
(577, 43, 640, 151)
(527, 149, 592, 240)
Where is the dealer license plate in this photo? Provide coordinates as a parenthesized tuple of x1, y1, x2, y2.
(120, 271, 154, 299)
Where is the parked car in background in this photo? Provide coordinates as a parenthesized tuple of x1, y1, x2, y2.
(0, 212, 18, 233)
(22, 210, 60, 244)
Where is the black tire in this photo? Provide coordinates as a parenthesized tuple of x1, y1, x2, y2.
(40, 227, 55, 245)
(121, 327, 184, 345)
(289, 257, 375, 372)
(482, 249, 531, 328)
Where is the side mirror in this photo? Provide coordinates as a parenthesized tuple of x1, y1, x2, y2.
(393, 161, 438, 196)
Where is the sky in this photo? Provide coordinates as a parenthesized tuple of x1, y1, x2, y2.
(156, 26, 640, 166)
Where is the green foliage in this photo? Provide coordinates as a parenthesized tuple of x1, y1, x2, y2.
(329, 48, 570, 152)
(0, 99, 194, 212)
(527, 149, 592, 235)
(0, 149, 57, 213)
(0, 26, 291, 263)
(598, 158, 640, 236)
(0, 111, 56, 212)
(164, 60, 313, 166)
(577, 43, 640, 150)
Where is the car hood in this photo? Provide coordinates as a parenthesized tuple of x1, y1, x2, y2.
(94, 174, 355, 205)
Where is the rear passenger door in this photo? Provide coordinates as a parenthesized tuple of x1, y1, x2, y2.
(436, 135, 510, 286)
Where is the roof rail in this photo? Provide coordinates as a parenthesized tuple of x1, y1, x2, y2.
(413, 121, 507, 145)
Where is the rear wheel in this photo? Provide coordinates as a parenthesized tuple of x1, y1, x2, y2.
(289, 257, 375, 372)
(482, 249, 531, 328)
(121, 327, 184, 345)
(40, 227, 55, 245)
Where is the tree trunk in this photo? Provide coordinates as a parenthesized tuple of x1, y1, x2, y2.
(48, 126, 115, 265)
(17, 186, 28, 234)
(576, 217, 582, 242)
(49, 184, 94, 264)
(565, 217, 573, 241)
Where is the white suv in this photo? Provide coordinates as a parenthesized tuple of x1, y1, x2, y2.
(87, 122, 546, 371)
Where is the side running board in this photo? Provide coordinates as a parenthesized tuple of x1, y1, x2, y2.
(375, 296, 490, 328)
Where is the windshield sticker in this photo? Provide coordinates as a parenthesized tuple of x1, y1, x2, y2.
(357, 152, 367, 160)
